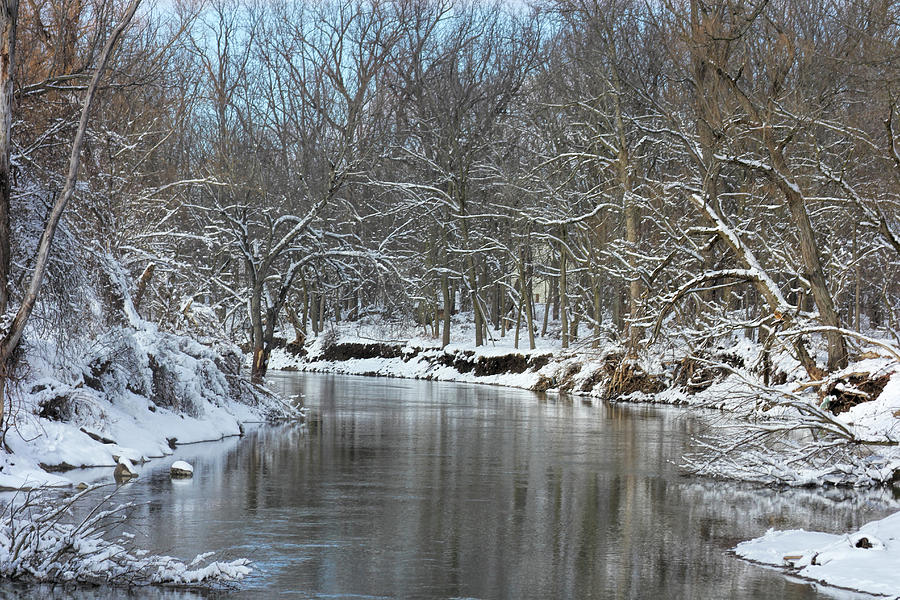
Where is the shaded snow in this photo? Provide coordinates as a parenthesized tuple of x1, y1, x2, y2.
(1, 324, 299, 490)
(736, 511, 900, 597)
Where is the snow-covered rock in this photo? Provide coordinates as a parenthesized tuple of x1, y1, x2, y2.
(170, 460, 194, 478)
(114, 457, 138, 482)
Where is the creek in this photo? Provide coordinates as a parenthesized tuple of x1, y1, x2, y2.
(5, 372, 896, 599)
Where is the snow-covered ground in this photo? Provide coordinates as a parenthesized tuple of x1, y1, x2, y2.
(736, 512, 900, 598)
(1, 323, 299, 491)
(271, 314, 900, 444)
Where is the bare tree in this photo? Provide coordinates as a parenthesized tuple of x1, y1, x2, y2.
(382, 0, 541, 347)
(0, 0, 141, 431)
(191, 0, 411, 379)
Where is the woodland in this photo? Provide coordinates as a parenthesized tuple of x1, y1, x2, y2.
(0, 0, 899, 591)
(0, 0, 898, 465)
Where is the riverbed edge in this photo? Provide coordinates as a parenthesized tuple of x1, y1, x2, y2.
(266, 335, 900, 484)
(0, 324, 304, 491)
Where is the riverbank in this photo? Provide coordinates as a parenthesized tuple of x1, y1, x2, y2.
(269, 324, 900, 596)
(270, 324, 900, 420)
(0, 323, 300, 490)
(736, 511, 900, 598)
(266, 316, 900, 487)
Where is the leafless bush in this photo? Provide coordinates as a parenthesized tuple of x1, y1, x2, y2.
(680, 363, 900, 487)
(0, 485, 251, 588)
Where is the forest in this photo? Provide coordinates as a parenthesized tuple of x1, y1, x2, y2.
(0, 0, 899, 593)
(0, 0, 899, 470)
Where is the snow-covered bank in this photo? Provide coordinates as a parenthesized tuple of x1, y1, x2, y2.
(736, 512, 900, 598)
(266, 317, 900, 487)
(270, 327, 900, 428)
(268, 316, 659, 397)
(1, 324, 300, 490)
(1, 485, 251, 587)
(273, 337, 553, 390)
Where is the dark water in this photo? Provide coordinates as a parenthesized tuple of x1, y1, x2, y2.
(4, 372, 898, 599)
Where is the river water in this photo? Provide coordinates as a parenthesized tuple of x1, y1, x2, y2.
(5, 372, 898, 599)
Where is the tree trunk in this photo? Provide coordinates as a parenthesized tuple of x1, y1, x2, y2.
(432, 301, 439, 339)
(286, 305, 305, 346)
(467, 259, 483, 347)
(612, 285, 625, 333)
(854, 222, 861, 332)
(592, 278, 601, 349)
(478, 257, 489, 342)
(514, 279, 523, 350)
(608, 49, 642, 351)
(249, 284, 266, 382)
(541, 283, 550, 337)
(349, 290, 358, 320)
(310, 292, 319, 336)
(768, 143, 848, 371)
(518, 247, 535, 350)
(441, 274, 451, 348)
(0, 3, 17, 432)
(0, 0, 17, 318)
(334, 287, 342, 323)
(570, 298, 580, 341)
(551, 267, 559, 321)
(500, 291, 507, 337)
(528, 276, 536, 342)
(133, 262, 155, 314)
(559, 241, 568, 349)
(624, 202, 641, 348)
(252, 304, 280, 382)
(689, 0, 726, 312)
(300, 285, 309, 341)
(492, 282, 500, 331)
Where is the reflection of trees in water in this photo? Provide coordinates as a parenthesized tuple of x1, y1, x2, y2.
(1, 582, 205, 600)
(26, 373, 891, 599)
(266, 375, 847, 598)
(682, 480, 898, 534)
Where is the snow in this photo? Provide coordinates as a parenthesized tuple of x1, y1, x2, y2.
(736, 511, 900, 598)
(0, 324, 300, 491)
(170, 460, 193, 475)
(837, 363, 900, 441)
(0, 486, 251, 587)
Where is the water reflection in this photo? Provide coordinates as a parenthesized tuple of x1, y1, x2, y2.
(3, 372, 895, 599)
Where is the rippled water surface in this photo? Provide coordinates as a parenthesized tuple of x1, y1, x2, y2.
(4, 372, 897, 599)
